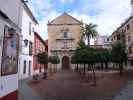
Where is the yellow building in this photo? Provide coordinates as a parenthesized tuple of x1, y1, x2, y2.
(47, 13, 82, 70)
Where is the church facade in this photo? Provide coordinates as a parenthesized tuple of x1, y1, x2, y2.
(47, 13, 82, 70)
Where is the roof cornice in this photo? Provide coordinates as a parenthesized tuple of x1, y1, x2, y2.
(22, 0, 38, 24)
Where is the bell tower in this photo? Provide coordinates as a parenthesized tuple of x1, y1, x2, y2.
(131, 0, 133, 16)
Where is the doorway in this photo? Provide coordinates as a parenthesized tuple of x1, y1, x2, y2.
(62, 56, 70, 69)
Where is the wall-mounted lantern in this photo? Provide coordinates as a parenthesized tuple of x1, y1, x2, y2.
(24, 39, 28, 46)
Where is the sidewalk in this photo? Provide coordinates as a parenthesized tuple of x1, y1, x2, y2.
(18, 79, 42, 100)
(113, 81, 133, 100)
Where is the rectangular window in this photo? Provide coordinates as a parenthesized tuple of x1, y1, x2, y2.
(29, 41, 33, 55)
(127, 24, 130, 30)
(28, 61, 31, 76)
(23, 60, 26, 74)
(64, 32, 68, 38)
(29, 22, 31, 35)
(128, 35, 131, 42)
(117, 34, 120, 40)
(129, 47, 132, 54)
(32, 27, 34, 32)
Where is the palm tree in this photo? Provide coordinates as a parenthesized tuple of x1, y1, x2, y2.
(81, 23, 98, 46)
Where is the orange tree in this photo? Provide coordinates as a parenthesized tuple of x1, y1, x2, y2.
(50, 56, 60, 72)
(111, 41, 127, 75)
(36, 52, 48, 79)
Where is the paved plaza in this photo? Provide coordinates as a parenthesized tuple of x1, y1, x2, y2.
(20, 70, 133, 100)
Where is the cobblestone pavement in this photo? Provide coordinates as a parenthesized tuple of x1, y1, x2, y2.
(29, 70, 132, 100)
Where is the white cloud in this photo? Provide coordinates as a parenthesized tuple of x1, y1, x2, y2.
(59, 0, 74, 3)
(35, 11, 61, 40)
(73, 0, 131, 36)
(70, 0, 131, 44)
(28, 0, 132, 42)
(28, 0, 59, 40)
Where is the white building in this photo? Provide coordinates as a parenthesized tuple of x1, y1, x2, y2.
(131, 0, 133, 16)
(19, 1, 38, 79)
(95, 35, 112, 49)
(0, 0, 22, 99)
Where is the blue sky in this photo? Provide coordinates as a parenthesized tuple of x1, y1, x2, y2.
(28, 0, 131, 40)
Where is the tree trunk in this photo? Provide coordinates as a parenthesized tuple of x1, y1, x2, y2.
(92, 64, 96, 86)
(105, 62, 108, 70)
(88, 35, 90, 46)
(80, 64, 82, 75)
(83, 64, 86, 76)
(88, 64, 90, 71)
(76, 64, 78, 71)
(43, 64, 47, 79)
(54, 64, 55, 73)
(101, 63, 104, 70)
(119, 63, 123, 76)
(56, 64, 57, 72)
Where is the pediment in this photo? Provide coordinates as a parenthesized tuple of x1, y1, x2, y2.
(48, 12, 81, 25)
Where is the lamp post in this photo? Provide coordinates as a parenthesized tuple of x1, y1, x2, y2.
(24, 39, 28, 46)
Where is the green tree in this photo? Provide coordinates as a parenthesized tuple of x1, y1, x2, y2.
(102, 49, 111, 69)
(94, 48, 111, 70)
(75, 41, 88, 74)
(81, 23, 98, 46)
(73, 45, 97, 86)
(111, 41, 127, 75)
(50, 56, 60, 72)
(88, 48, 97, 86)
(71, 54, 78, 70)
(36, 52, 48, 79)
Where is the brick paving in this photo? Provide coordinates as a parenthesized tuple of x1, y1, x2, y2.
(29, 70, 133, 100)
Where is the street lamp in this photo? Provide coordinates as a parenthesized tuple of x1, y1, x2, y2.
(24, 39, 28, 46)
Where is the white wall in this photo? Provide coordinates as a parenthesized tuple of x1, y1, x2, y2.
(0, 0, 22, 28)
(0, 75, 18, 97)
(0, 18, 4, 97)
(0, 20, 19, 97)
(131, 2, 133, 16)
(0, 0, 22, 97)
(19, 6, 36, 80)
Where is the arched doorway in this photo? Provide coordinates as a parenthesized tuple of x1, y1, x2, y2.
(62, 56, 70, 69)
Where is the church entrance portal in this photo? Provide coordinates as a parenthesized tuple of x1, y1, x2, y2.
(62, 56, 70, 69)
